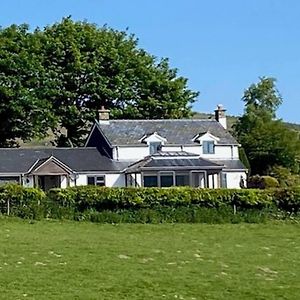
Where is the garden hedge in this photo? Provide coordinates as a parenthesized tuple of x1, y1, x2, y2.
(0, 184, 300, 222)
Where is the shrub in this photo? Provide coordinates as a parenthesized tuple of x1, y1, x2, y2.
(248, 175, 279, 189)
(269, 165, 300, 187)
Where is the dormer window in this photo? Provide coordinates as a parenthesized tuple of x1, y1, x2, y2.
(139, 132, 166, 155)
(203, 141, 215, 154)
(149, 142, 162, 155)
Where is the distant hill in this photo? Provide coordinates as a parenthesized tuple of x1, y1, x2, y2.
(193, 112, 300, 133)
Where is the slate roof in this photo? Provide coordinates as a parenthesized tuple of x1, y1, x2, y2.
(125, 152, 224, 173)
(97, 119, 238, 146)
(0, 148, 127, 174)
(212, 159, 247, 171)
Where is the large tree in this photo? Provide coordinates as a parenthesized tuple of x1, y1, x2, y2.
(235, 77, 300, 175)
(0, 25, 55, 146)
(0, 18, 199, 146)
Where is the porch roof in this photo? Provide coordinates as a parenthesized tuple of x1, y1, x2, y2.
(125, 152, 224, 173)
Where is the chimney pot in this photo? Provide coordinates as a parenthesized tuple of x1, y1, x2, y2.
(214, 104, 227, 129)
(98, 106, 110, 124)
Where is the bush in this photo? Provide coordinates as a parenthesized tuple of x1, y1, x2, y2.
(269, 165, 300, 187)
(272, 187, 300, 213)
(248, 175, 279, 189)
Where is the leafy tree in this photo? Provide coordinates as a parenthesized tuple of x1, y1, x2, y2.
(0, 25, 55, 147)
(235, 77, 300, 175)
(0, 18, 198, 146)
(38, 17, 198, 145)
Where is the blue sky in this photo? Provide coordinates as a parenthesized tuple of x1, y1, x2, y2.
(1, 0, 300, 123)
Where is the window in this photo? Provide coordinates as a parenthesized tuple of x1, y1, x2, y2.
(0, 176, 19, 185)
(203, 141, 215, 154)
(221, 173, 227, 188)
(144, 175, 158, 187)
(87, 175, 105, 186)
(149, 142, 162, 155)
(160, 173, 174, 187)
(175, 173, 190, 186)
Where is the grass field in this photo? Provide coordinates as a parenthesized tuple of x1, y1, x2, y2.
(0, 219, 299, 299)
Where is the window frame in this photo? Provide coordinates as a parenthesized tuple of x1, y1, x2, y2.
(159, 172, 174, 187)
(143, 174, 158, 187)
(87, 175, 106, 186)
(221, 173, 227, 188)
(175, 172, 190, 186)
(149, 142, 162, 155)
(202, 140, 215, 154)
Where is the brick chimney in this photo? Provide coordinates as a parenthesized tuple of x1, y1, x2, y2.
(98, 106, 110, 125)
(214, 104, 227, 129)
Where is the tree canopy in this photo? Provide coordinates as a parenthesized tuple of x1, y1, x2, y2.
(0, 17, 199, 146)
(234, 77, 300, 175)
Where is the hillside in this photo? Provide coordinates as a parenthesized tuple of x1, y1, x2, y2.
(193, 112, 300, 133)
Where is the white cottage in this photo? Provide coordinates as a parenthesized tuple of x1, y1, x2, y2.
(85, 105, 247, 189)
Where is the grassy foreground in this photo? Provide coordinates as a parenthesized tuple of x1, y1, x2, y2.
(0, 219, 299, 299)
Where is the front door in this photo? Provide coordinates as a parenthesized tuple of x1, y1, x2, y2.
(38, 176, 61, 191)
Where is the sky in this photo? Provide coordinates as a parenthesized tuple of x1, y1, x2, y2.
(1, 0, 300, 123)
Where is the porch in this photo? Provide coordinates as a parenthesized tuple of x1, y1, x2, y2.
(28, 155, 74, 191)
(124, 151, 225, 188)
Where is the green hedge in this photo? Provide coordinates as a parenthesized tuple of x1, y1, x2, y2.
(0, 184, 46, 219)
(0, 184, 300, 222)
(47, 186, 275, 211)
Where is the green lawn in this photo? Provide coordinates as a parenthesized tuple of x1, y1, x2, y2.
(0, 219, 299, 299)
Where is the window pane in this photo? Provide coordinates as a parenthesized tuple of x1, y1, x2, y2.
(203, 141, 214, 154)
(175, 174, 189, 186)
(0, 176, 19, 185)
(221, 173, 227, 188)
(149, 142, 161, 155)
(160, 174, 174, 187)
(87, 176, 95, 185)
(144, 175, 158, 187)
(96, 176, 105, 186)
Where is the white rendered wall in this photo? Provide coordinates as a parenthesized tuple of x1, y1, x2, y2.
(115, 144, 239, 160)
(115, 147, 149, 160)
(60, 176, 67, 188)
(106, 174, 125, 187)
(225, 171, 247, 189)
(75, 173, 125, 187)
(74, 174, 87, 186)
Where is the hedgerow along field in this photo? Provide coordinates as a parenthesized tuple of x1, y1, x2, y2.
(0, 219, 299, 299)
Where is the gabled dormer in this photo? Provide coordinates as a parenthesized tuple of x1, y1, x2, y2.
(192, 132, 220, 155)
(139, 132, 167, 155)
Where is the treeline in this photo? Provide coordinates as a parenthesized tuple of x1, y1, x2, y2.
(0, 185, 299, 223)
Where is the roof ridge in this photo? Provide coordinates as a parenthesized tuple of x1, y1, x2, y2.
(107, 119, 216, 122)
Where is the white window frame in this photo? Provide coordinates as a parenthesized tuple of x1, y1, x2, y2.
(149, 142, 162, 155)
(202, 141, 215, 154)
(87, 175, 106, 186)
